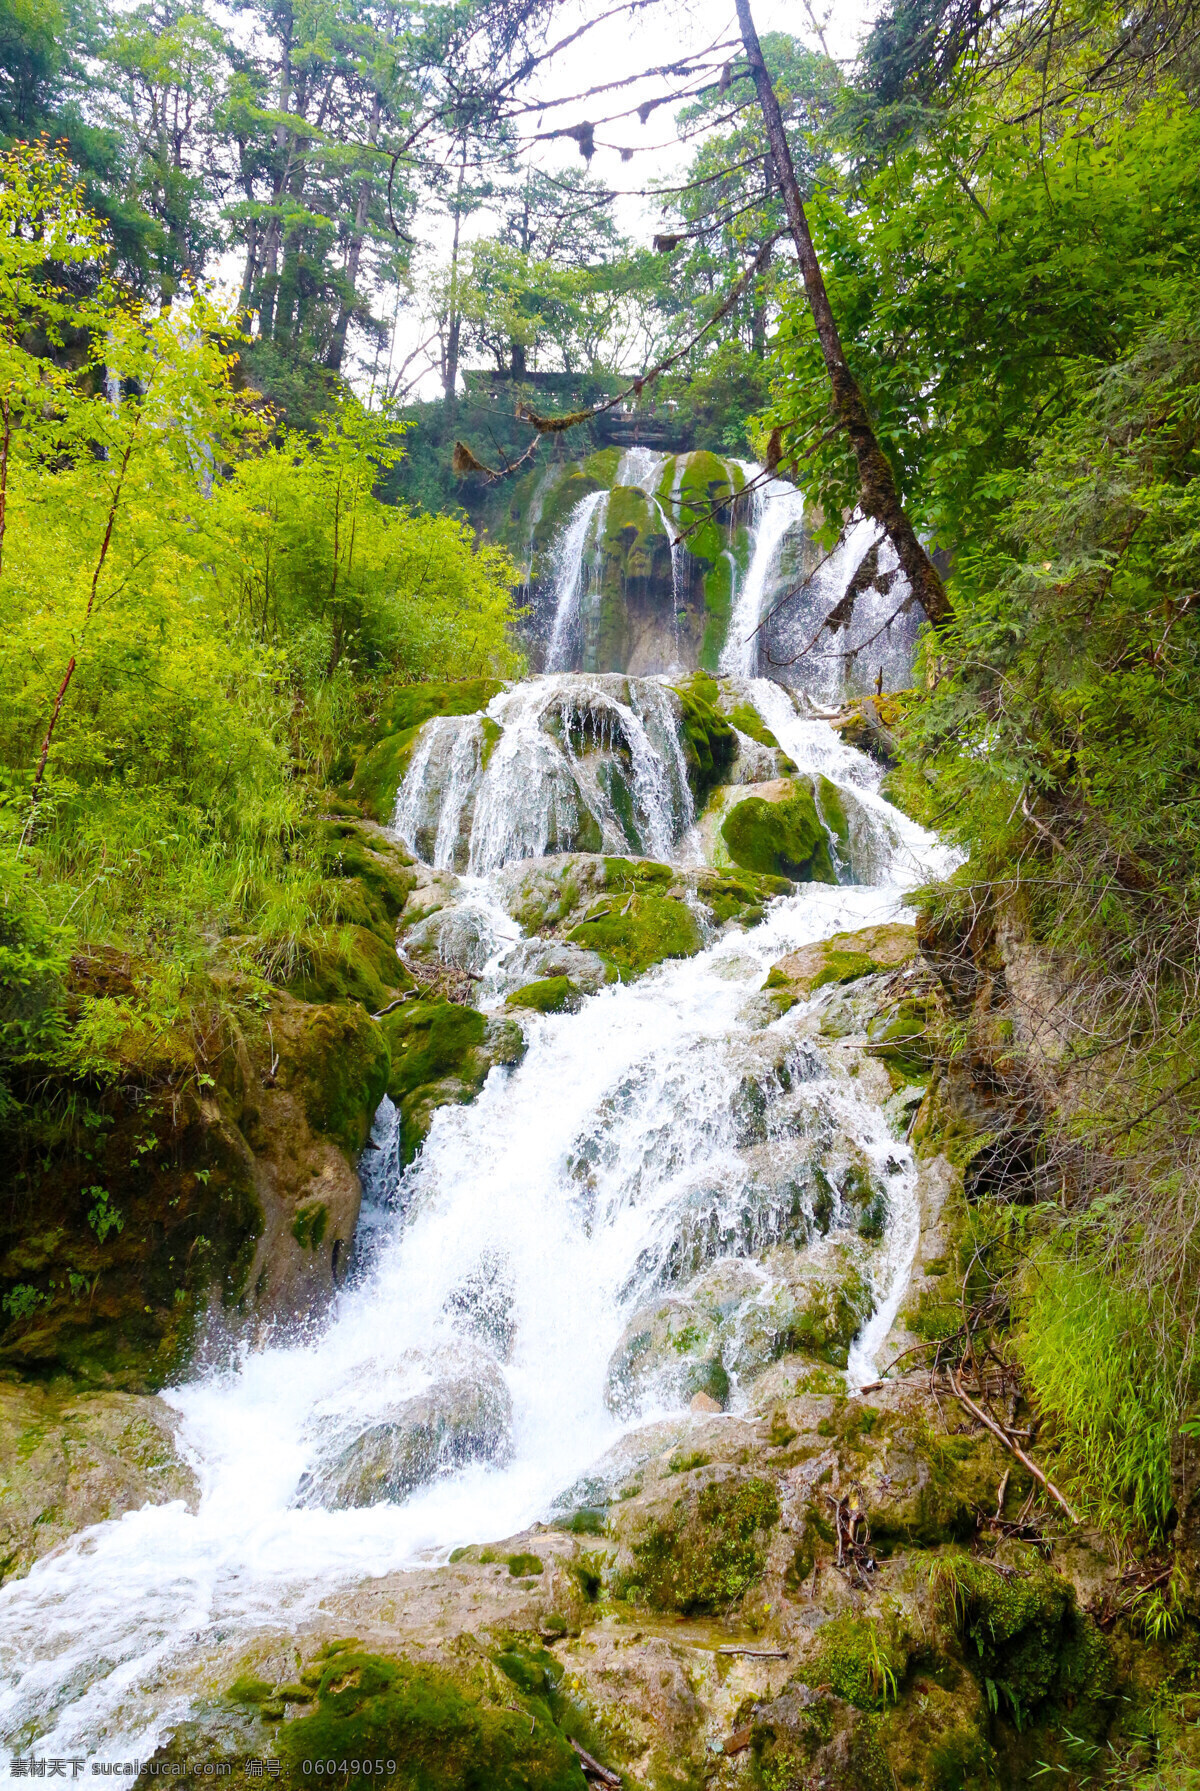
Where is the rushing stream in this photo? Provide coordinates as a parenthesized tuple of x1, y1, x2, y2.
(0, 676, 952, 1763)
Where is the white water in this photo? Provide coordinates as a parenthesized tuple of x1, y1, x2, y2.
(720, 475, 807, 678)
(0, 677, 954, 1763)
(545, 490, 607, 672)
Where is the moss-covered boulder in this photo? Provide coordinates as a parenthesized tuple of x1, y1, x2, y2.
(567, 890, 704, 980)
(379, 1000, 525, 1163)
(720, 778, 838, 883)
(506, 976, 583, 1015)
(669, 673, 736, 801)
(282, 1000, 392, 1155)
(764, 923, 919, 1006)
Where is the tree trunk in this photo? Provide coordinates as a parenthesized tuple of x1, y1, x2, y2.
(326, 93, 382, 373)
(734, 0, 950, 626)
(443, 149, 468, 417)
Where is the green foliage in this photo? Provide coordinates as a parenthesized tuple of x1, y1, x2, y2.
(85, 1186, 123, 1243)
(632, 1475, 779, 1614)
(1019, 1255, 1180, 1535)
(0, 147, 519, 1146)
(807, 1616, 904, 1710)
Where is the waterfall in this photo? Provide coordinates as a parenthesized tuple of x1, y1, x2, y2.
(720, 475, 807, 678)
(545, 490, 607, 672)
(0, 674, 956, 1759)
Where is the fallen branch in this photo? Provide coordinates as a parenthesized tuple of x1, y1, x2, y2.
(569, 1738, 621, 1786)
(947, 1367, 1080, 1525)
(716, 1646, 789, 1658)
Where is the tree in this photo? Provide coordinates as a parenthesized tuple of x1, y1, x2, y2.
(734, 0, 949, 624)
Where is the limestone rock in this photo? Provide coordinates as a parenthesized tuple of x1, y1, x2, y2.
(0, 1381, 198, 1584)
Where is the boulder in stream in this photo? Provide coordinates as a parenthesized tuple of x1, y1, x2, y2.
(295, 1364, 513, 1509)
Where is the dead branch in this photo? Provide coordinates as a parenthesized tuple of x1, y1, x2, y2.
(947, 1367, 1080, 1525)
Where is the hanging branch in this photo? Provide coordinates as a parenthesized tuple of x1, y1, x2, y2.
(733, 0, 951, 627)
(454, 232, 782, 482)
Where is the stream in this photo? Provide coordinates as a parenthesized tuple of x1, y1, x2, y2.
(0, 676, 952, 1763)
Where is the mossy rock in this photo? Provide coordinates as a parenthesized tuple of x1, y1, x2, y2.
(347, 728, 424, 826)
(725, 700, 781, 751)
(506, 977, 582, 1015)
(380, 1000, 488, 1101)
(168, 1649, 590, 1789)
(805, 1615, 910, 1711)
(866, 994, 937, 1077)
(631, 1473, 779, 1614)
(281, 1001, 391, 1155)
(567, 892, 704, 980)
(765, 924, 918, 999)
(721, 780, 837, 883)
(600, 855, 674, 892)
(379, 1003, 525, 1163)
(287, 924, 408, 1012)
(371, 678, 505, 740)
(668, 675, 736, 801)
(310, 818, 417, 929)
(693, 868, 792, 927)
(931, 1554, 1115, 1730)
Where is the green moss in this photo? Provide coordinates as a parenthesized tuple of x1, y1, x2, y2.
(291, 1201, 328, 1251)
(815, 775, 852, 867)
(227, 1675, 274, 1706)
(567, 892, 704, 980)
(282, 1001, 391, 1155)
(601, 855, 673, 890)
(378, 1002, 523, 1164)
(633, 1474, 779, 1614)
(287, 924, 407, 1011)
(668, 676, 736, 800)
(507, 1552, 543, 1576)
(372, 678, 505, 740)
(380, 1001, 487, 1101)
(721, 783, 838, 883)
(700, 556, 734, 671)
(932, 1554, 1113, 1728)
(725, 702, 780, 750)
(348, 728, 422, 825)
(694, 869, 792, 927)
(506, 977, 581, 1015)
(806, 1616, 907, 1711)
(279, 1651, 585, 1790)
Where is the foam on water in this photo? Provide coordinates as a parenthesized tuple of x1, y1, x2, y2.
(0, 677, 953, 1762)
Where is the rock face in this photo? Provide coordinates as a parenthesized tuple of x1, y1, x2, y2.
(0, 1380, 198, 1583)
(0, 814, 410, 1387)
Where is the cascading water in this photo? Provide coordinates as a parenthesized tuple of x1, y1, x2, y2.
(0, 673, 955, 1763)
(720, 475, 807, 679)
(545, 490, 607, 672)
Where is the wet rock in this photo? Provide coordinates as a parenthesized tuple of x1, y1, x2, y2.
(492, 935, 612, 996)
(0, 1382, 198, 1583)
(379, 1001, 525, 1164)
(720, 778, 838, 883)
(296, 1365, 513, 1508)
(765, 922, 918, 1006)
